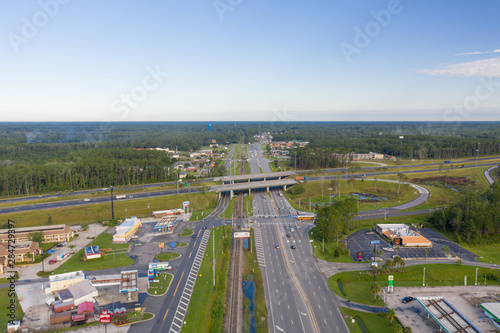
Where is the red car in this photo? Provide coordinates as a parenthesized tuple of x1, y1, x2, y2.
(49, 259, 57, 265)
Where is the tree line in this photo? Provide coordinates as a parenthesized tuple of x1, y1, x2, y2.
(429, 182, 500, 244)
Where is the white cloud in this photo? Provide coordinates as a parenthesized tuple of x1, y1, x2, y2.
(454, 49, 500, 56)
(420, 57, 500, 77)
(455, 51, 484, 56)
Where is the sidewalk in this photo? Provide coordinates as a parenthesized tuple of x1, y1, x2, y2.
(15, 223, 108, 280)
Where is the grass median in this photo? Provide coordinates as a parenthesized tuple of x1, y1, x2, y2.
(183, 226, 231, 333)
(154, 252, 181, 261)
(242, 228, 268, 333)
(329, 264, 500, 306)
(147, 273, 172, 296)
(180, 228, 193, 237)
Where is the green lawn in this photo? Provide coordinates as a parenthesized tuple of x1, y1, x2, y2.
(309, 228, 354, 263)
(219, 197, 236, 219)
(243, 194, 253, 217)
(0, 191, 217, 228)
(177, 242, 188, 247)
(340, 307, 401, 333)
(0, 288, 24, 332)
(463, 243, 500, 265)
(329, 264, 500, 306)
(147, 273, 173, 296)
(190, 207, 214, 221)
(54, 232, 133, 274)
(286, 179, 419, 213)
(180, 228, 194, 237)
(242, 228, 268, 333)
(183, 226, 232, 333)
(155, 252, 181, 261)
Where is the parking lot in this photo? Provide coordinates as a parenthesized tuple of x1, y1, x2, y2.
(345, 227, 476, 262)
(385, 285, 499, 333)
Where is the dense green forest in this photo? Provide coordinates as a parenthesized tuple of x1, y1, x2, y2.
(429, 182, 500, 244)
(0, 122, 499, 197)
(273, 122, 500, 161)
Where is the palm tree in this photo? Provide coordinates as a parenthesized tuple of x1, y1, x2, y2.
(394, 324, 403, 333)
(403, 327, 412, 333)
(425, 249, 429, 259)
(371, 282, 380, 303)
(387, 309, 397, 327)
(441, 245, 450, 257)
(393, 255, 401, 269)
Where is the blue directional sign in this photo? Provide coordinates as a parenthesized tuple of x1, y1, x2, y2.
(370, 240, 381, 244)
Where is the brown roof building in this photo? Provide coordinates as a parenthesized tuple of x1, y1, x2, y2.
(0, 241, 41, 274)
(0, 224, 74, 244)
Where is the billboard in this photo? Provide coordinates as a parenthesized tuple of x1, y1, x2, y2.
(183, 201, 189, 210)
(233, 232, 250, 239)
(159, 243, 164, 248)
(99, 310, 111, 323)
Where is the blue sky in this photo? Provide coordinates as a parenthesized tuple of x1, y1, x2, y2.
(1, 0, 499, 122)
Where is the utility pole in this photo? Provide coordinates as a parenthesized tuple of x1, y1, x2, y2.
(213, 228, 215, 286)
(110, 186, 114, 220)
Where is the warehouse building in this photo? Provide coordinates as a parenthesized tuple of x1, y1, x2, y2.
(376, 224, 432, 248)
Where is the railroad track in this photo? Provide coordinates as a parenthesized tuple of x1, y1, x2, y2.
(227, 237, 241, 332)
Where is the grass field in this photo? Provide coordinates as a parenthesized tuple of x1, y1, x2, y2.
(285, 179, 418, 213)
(242, 228, 268, 333)
(309, 228, 353, 263)
(220, 197, 236, 219)
(243, 194, 253, 217)
(154, 252, 181, 261)
(190, 207, 214, 221)
(183, 226, 231, 333)
(54, 232, 133, 274)
(340, 307, 401, 333)
(1, 191, 217, 228)
(462, 243, 500, 265)
(329, 264, 500, 306)
(0, 288, 24, 332)
(180, 228, 193, 237)
(147, 273, 172, 296)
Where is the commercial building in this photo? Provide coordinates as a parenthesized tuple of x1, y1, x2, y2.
(113, 217, 142, 243)
(376, 224, 432, 248)
(84, 245, 102, 260)
(481, 303, 500, 330)
(67, 280, 98, 306)
(0, 224, 74, 244)
(46, 270, 86, 294)
(0, 241, 41, 273)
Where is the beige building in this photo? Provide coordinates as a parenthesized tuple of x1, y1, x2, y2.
(376, 224, 432, 248)
(46, 270, 86, 294)
(0, 224, 74, 244)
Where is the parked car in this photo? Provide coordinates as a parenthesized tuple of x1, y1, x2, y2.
(275, 244, 279, 249)
(291, 245, 296, 249)
(402, 296, 414, 304)
(49, 259, 57, 265)
(286, 233, 291, 238)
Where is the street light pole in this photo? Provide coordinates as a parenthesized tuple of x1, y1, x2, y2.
(476, 142, 480, 168)
(328, 187, 332, 205)
(423, 267, 426, 286)
(475, 267, 478, 286)
(110, 186, 114, 220)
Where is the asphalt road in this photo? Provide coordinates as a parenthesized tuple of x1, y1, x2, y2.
(485, 165, 498, 185)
